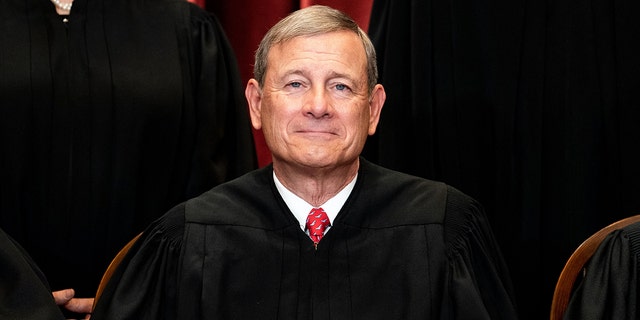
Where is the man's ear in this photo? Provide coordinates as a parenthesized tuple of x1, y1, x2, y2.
(367, 84, 386, 135)
(245, 79, 263, 130)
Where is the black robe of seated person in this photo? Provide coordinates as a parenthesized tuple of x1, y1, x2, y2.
(564, 221, 640, 319)
(0, 228, 64, 320)
(91, 158, 518, 320)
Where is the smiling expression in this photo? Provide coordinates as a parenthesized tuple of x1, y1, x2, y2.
(246, 30, 385, 171)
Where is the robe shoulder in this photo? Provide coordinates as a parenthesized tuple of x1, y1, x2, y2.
(564, 221, 640, 319)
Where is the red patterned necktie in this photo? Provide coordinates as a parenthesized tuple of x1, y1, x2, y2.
(306, 207, 330, 247)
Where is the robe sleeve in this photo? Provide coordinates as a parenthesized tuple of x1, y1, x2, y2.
(563, 223, 640, 320)
(90, 205, 186, 320)
(444, 187, 519, 319)
(0, 228, 64, 320)
(184, 4, 256, 197)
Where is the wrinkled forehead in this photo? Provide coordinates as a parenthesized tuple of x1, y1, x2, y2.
(267, 31, 368, 75)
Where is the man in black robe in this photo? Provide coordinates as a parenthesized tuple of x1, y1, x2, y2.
(92, 5, 518, 319)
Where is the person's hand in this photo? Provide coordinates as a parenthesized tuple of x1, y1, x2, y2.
(52, 289, 94, 320)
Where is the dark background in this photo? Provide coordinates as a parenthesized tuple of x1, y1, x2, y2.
(203, 0, 640, 318)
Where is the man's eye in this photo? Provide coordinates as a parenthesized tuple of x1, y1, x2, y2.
(289, 82, 302, 88)
(335, 84, 348, 91)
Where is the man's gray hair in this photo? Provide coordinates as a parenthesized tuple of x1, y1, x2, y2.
(253, 5, 379, 94)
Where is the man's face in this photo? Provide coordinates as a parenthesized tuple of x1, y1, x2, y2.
(247, 30, 385, 170)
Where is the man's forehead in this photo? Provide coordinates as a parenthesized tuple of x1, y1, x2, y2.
(267, 33, 366, 70)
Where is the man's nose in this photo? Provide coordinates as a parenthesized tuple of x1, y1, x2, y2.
(304, 87, 332, 118)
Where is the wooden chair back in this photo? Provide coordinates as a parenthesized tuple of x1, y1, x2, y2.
(92, 232, 143, 310)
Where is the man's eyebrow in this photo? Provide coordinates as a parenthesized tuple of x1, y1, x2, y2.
(326, 70, 352, 79)
(278, 69, 362, 87)
(326, 70, 366, 89)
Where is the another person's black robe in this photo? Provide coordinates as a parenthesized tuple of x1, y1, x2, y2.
(0, 227, 64, 320)
(564, 221, 640, 319)
(92, 158, 518, 319)
(0, 0, 256, 297)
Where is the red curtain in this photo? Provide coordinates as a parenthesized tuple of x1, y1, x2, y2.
(187, 0, 206, 9)
(204, 0, 374, 167)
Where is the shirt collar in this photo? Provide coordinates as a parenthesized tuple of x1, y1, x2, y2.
(273, 171, 357, 231)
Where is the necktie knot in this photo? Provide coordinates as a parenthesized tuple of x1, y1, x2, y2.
(306, 207, 330, 245)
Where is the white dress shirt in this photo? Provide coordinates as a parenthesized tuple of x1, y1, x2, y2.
(273, 172, 357, 235)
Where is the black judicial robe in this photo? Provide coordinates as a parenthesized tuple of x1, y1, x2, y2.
(0, 0, 255, 297)
(0, 227, 64, 320)
(92, 159, 518, 319)
(564, 221, 640, 319)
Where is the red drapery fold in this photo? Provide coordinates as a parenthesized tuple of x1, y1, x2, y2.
(206, 0, 373, 167)
(188, 0, 206, 9)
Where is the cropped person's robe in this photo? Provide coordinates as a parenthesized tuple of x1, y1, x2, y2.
(92, 158, 518, 319)
(0, 228, 64, 320)
(0, 0, 256, 297)
(564, 221, 640, 319)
